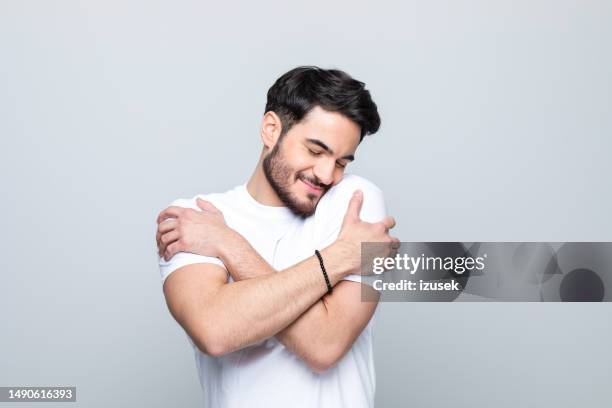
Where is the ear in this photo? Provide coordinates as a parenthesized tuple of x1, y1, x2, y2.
(260, 111, 283, 149)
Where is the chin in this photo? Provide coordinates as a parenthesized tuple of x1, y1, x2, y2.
(287, 191, 319, 218)
(295, 197, 317, 212)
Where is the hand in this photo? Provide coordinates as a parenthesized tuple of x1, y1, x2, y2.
(336, 190, 400, 275)
(156, 198, 232, 261)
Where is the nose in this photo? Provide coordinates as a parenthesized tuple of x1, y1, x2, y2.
(313, 159, 336, 187)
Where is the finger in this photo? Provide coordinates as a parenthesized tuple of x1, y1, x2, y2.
(160, 230, 180, 256)
(161, 229, 180, 246)
(158, 218, 178, 234)
(381, 216, 396, 230)
(343, 190, 363, 223)
(164, 241, 182, 261)
(158, 228, 180, 256)
(156, 231, 163, 256)
(156, 218, 177, 254)
(156, 231, 166, 256)
(390, 237, 401, 250)
(157, 206, 185, 224)
(196, 198, 221, 214)
(386, 237, 401, 259)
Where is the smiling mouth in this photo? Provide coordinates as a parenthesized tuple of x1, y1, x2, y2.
(299, 177, 324, 194)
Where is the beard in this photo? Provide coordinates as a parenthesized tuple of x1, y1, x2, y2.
(262, 140, 329, 218)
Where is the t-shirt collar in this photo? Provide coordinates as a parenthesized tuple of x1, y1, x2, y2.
(238, 184, 298, 221)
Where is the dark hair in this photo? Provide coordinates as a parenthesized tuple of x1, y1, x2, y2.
(264, 66, 380, 141)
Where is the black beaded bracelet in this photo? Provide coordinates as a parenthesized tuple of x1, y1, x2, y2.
(314, 249, 333, 295)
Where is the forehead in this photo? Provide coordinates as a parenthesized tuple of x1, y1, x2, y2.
(289, 106, 361, 152)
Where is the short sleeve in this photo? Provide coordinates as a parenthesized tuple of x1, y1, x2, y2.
(158, 197, 228, 284)
(159, 252, 226, 284)
(315, 175, 387, 287)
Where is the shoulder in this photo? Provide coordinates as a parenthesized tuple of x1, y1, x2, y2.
(318, 174, 384, 209)
(332, 174, 383, 195)
(316, 174, 386, 221)
(311, 174, 387, 249)
(165, 185, 241, 211)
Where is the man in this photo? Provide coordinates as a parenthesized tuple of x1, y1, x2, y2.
(156, 66, 398, 408)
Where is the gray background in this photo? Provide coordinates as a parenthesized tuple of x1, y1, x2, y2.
(1, 0, 611, 407)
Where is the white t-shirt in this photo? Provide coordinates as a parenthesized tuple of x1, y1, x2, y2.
(159, 174, 386, 408)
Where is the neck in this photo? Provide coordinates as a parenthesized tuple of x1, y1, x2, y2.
(246, 150, 285, 207)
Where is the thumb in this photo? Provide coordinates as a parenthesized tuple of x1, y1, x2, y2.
(196, 198, 220, 213)
(343, 190, 363, 223)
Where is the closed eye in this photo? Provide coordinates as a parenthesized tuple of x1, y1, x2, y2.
(309, 149, 323, 156)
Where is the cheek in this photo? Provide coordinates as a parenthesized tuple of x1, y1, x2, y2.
(332, 169, 345, 185)
(290, 154, 317, 174)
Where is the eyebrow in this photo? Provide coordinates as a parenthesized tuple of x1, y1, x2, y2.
(306, 138, 355, 161)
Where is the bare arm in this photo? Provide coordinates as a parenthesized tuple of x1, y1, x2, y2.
(163, 239, 356, 358)
(158, 190, 396, 371)
(218, 232, 380, 373)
